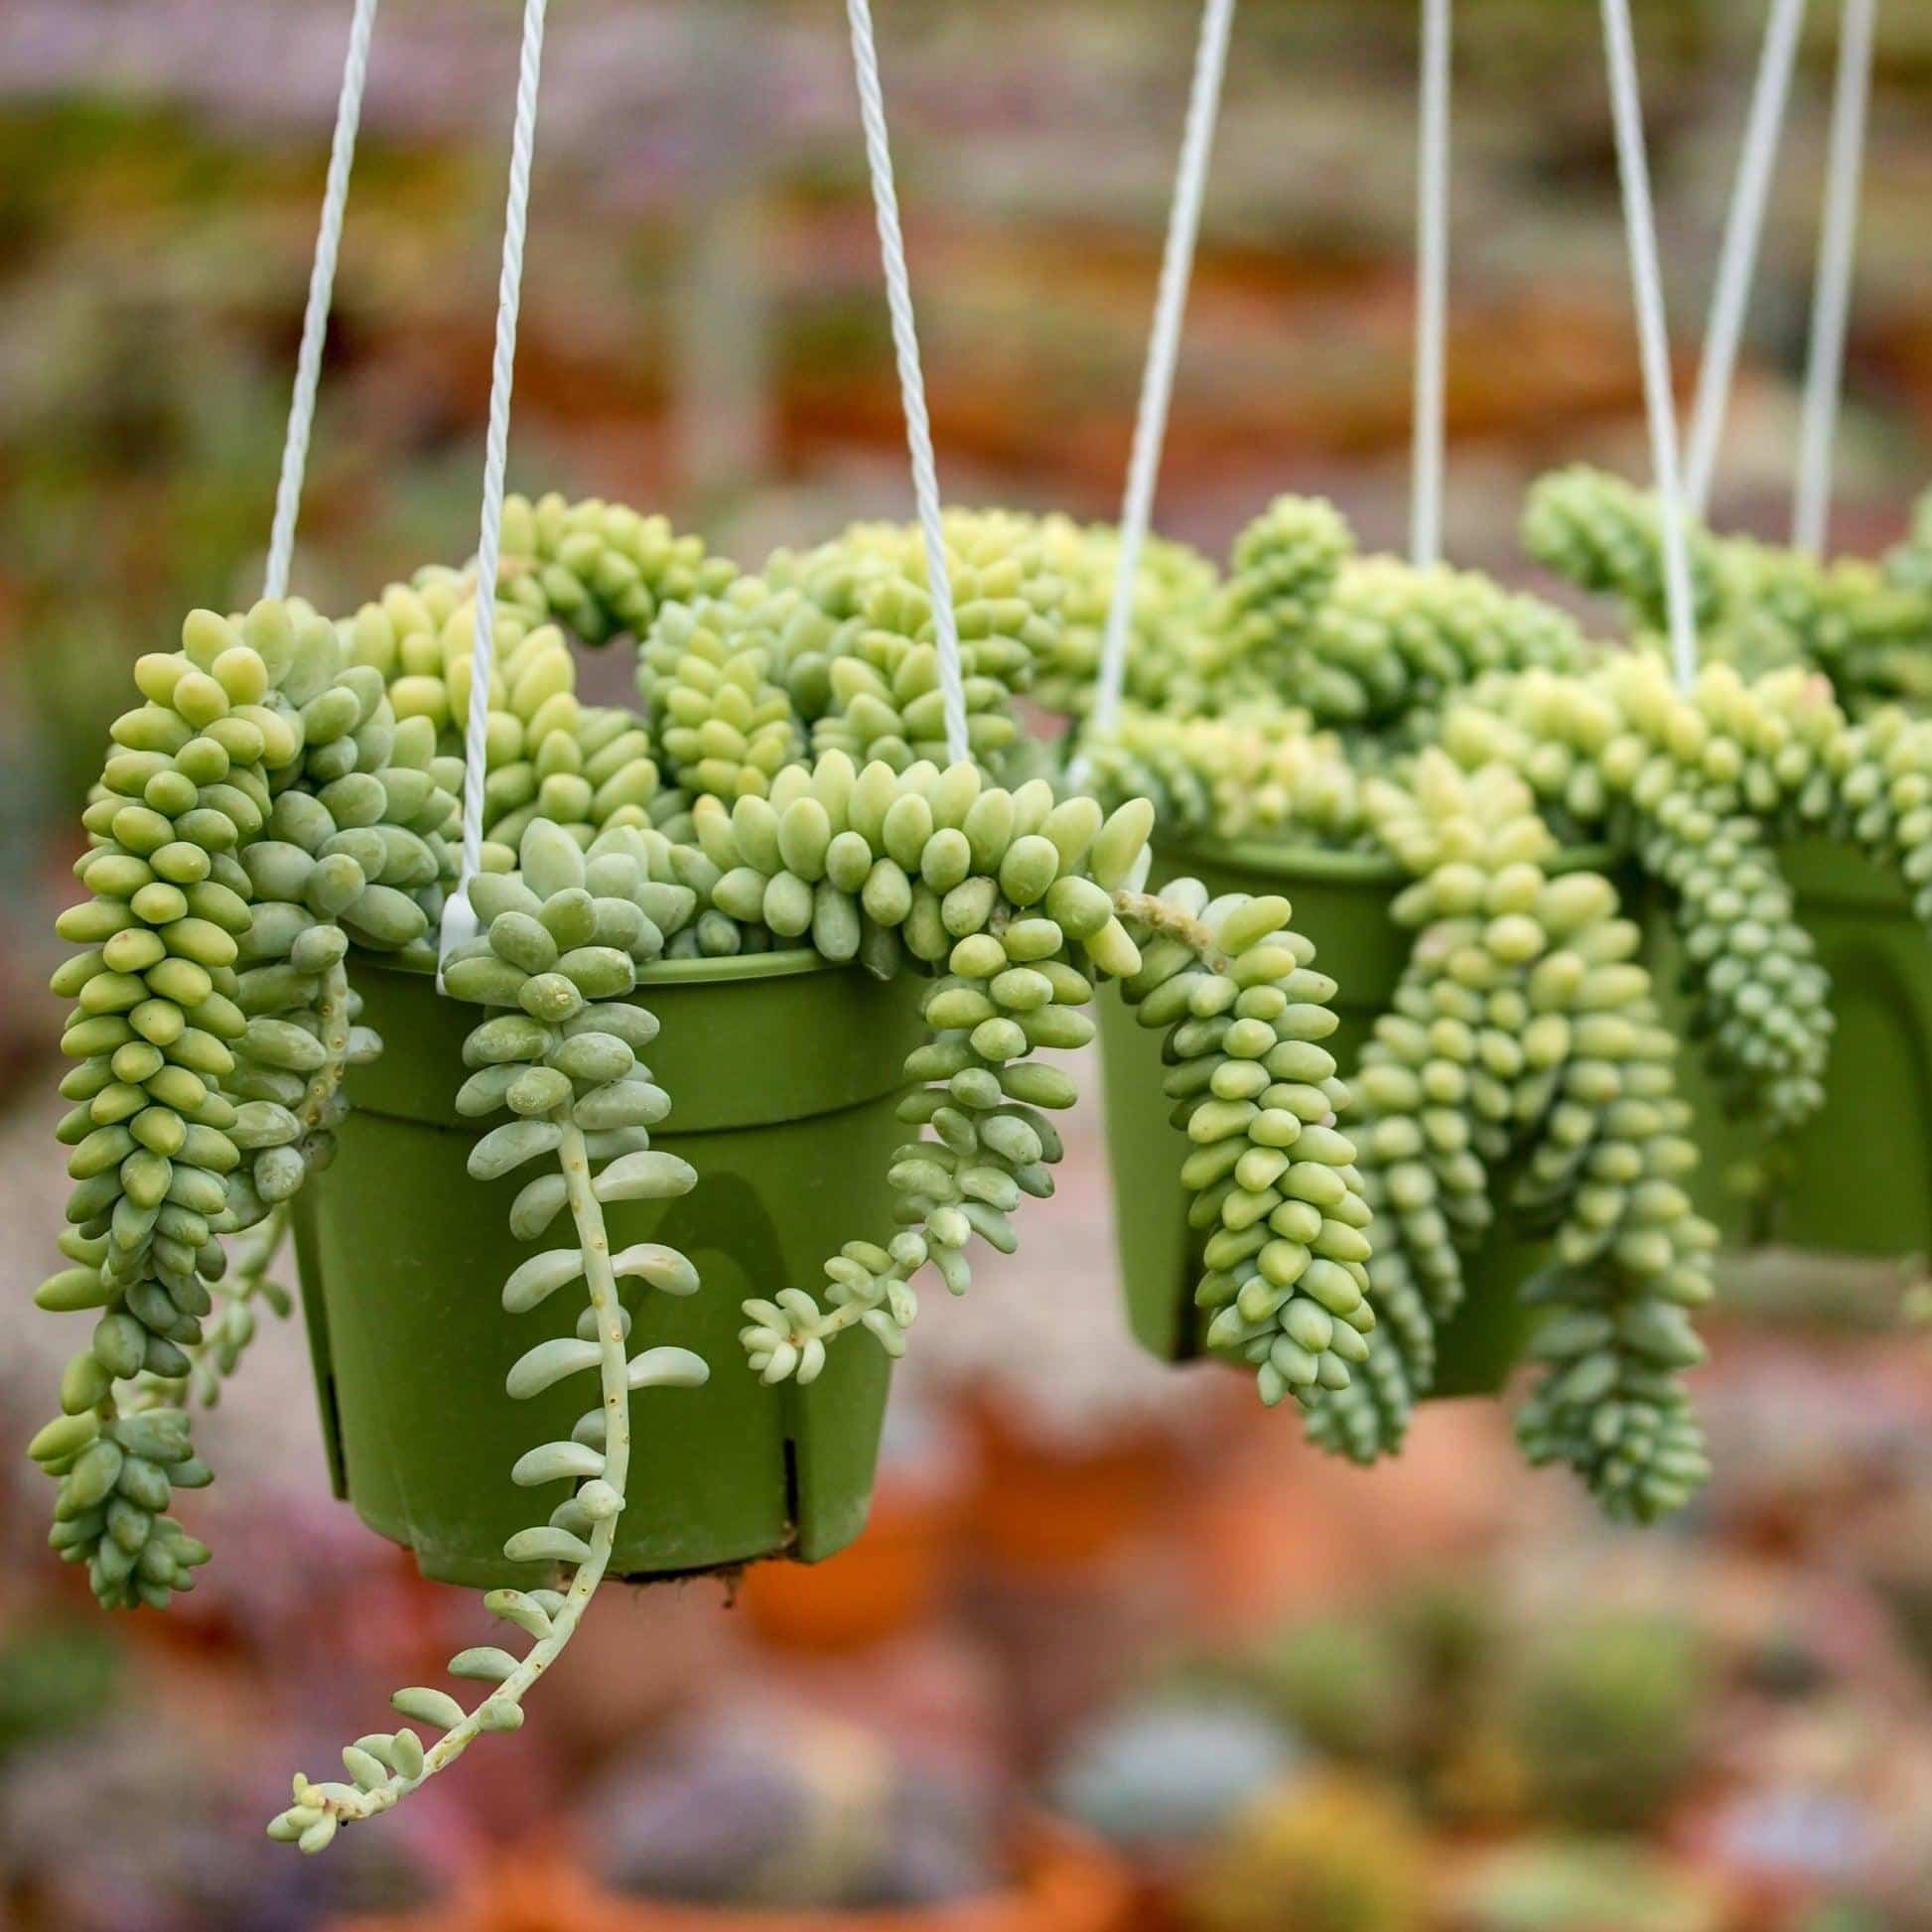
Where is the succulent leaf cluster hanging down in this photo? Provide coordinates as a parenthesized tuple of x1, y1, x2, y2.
(1524, 465, 1932, 715)
(269, 819, 709, 1851)
(52, 469, 1932, 1847)
(37, 596, 444, 1609)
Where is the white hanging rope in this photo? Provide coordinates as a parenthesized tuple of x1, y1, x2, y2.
(1072, 0, 1236, 790)
(1682, 0, 1806, 521)
(263, 0, 380, 601)
(843, 0, 968, 766)
(439, 0, 550, 979)
(1793, 0, 1876, 556)
(1599, 0, 1702, 691)
(1411, 0, 1451, 569)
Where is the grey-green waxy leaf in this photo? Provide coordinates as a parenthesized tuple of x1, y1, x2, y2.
(390, 1727, 426, 1780)
(593, 1150, 696, 1203)
(444, 954, 531, 1007)
(625, 1345, 708, 1390)
(611, 1242, 700, 1296)
(448, 1646, 521, 1683)
(483, 1589, 553, 1640)
(468, 1118, 564, 1181)
(501, 1246, 585, 1313)
(510, 1440, 606, 1486)
(505, 1336, 602, 1400)
(521, 822, 586, 899)
(509, 1172, 569, 1240)
(488, 910, 558, 975)
(464, 1013, 551, 1067)
(572, 1080, 669, 1131)
(299, 1815, 339, 1856)
(391, 1686, 467, 1732)
(550, 1031, 633, 1084)
(456, 1064, 520, 1117)
(503, 1525, 594, 1567)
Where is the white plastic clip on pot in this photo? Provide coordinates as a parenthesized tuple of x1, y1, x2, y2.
(435, 887, 479, 995)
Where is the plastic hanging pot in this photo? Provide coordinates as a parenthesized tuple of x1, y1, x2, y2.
(291, 948, 926, 1588)
(1656, 838, 1932, 1260)
(1098, 836, 1615, 1398)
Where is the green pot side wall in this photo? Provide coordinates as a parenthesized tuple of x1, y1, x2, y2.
(1098, 840, 1618, 1399)
(293, 950, 926, 1589)
(1656, 840, 1932, 1260)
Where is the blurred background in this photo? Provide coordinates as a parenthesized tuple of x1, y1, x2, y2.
(3, 2, 1932, 1927)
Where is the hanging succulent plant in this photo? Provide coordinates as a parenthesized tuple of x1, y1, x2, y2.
(1524, 464, 1932, 715)
(271, 819, 710, 1850)
(29, 496, 1390, 1848)
(1078, 473, 1932, 1503)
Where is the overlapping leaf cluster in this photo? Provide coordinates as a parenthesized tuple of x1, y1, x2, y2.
(37, 597, 441, 1608)
(1078, 469, 1932, 1518)
(33, 492, 1390, 1854)
(1525, 465, 1932, 715)
(272, 819, 709, 1850)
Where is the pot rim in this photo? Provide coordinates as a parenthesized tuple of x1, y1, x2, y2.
(356, 944, 854, 991)
(1157, 833, 1620, 881)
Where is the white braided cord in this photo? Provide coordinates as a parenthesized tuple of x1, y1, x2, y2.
(263, 0, 380, 601)
(1072, 0, 1236, 789)
(1599, 0, 1702, 691)
(843, 0, 968, 764)
(1411, 0, 1451, 568)
(1793, 0, 1876, 556)
(440, 0, 550, 976)
(1683, 0, 1807, 520)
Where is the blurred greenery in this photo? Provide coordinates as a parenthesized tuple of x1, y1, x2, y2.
(0, 1622, 119, 1763)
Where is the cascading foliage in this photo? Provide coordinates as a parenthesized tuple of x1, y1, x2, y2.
(1524, 464, 1932, 715)
(51, 469, 1923, 1849)
(1309, 757, 1714, 1519)
(1079, 466, 1932, 1509)
(30, 495, 1391, 1854)
(271, 818, 709, 1850)
(1112, 882, 1377, 1409)
(1194, 492, 1593, 741)
(35, 596, 442, 1610)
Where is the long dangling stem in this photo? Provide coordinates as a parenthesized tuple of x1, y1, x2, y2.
(278, 1114, 633, 1837)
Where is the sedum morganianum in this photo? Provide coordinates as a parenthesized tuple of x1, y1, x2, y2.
(30, 505, 1389, 1851)
(269, 818, 708, 1851)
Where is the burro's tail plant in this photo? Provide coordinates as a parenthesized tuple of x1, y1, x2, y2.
(1523, 463, 1932, 716)
(1311, 755, 1715, 1521)
(679, 751, 1373, 1401)
(1437, 653, 1932, 1144)
(1108, 883, 1376, 1410)
(27, 498, 1395, 1850)
(34, 596, 440, 1610)
(270, 819, 708, 1852)
(1086, 699, 1722, 1518)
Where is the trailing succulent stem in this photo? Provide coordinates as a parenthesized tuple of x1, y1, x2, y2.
(709, 755, 1158, 1372)
(37, 597, 436, 1607)
(1525, 464, 1932, 714)
(704, 751, 1378, 1415)
(1112, 883, 1377, 1407)
(1439, 656, 1932, 1139)
(270, 821, 707, 1852)
(1086, 708, 1722, 1519)
(1311, 758, 1715, 1521)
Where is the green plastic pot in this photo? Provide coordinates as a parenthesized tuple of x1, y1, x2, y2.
(1099, 837, 1614, 1397)
(1657, 839, 1932, 1260)
(292, 948, 926, 1588)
